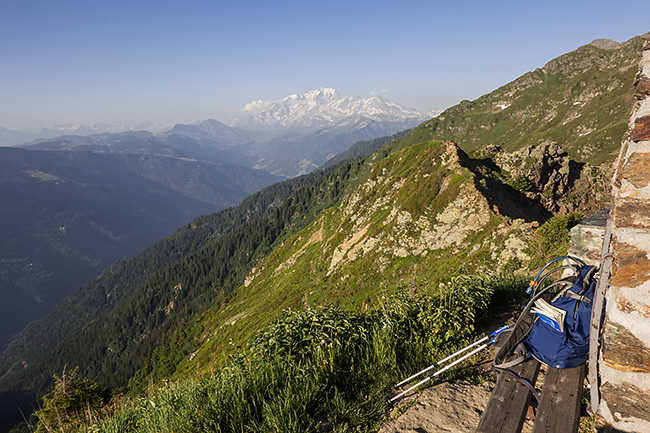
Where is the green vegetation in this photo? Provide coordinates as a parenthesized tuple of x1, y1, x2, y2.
(526, 212, 583, 268)
(34, 273, 529, 433)
(386, 36, 644, 166)
(33, 368, 109, 433)
(508, 174, 533, 192)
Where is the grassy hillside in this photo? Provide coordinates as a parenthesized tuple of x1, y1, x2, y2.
(39, 274, 530, 433)
(395, 36, 646, 166)
(164, 140, 542, 381)
(28, 139, 588, 433)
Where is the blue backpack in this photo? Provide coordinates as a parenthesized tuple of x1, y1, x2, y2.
(492, 257, 599, 397)
(524, 264, 597, 368)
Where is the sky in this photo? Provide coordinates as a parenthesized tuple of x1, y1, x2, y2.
(1, 0, 649, 130)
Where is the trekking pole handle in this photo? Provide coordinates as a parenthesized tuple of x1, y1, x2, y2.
(490, 325, 508, 344)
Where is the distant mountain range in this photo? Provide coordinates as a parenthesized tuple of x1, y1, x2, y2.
(0, 147, 281, 350)
(0, 121, 169, 148)
(0, 89, 427, 349)
(7, 89, 432, 177)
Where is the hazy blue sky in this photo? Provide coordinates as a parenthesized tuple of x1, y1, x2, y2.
(1, 0, 648, 130)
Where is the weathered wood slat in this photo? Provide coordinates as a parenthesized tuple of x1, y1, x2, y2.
(531, 364, 585, 433)
(476, 358, 541, 433)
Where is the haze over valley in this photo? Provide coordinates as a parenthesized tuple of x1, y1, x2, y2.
(0, 87, 429, 350)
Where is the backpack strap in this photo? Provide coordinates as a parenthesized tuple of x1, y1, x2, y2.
(559, 291, 592, 304)
(498, 364, 541, 403)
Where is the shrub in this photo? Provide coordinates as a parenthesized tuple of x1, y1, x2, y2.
(508, 174, 533, 192)
(526, 212, 583, 268)
(33, 367, 109, 433)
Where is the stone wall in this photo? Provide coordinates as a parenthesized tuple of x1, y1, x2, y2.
(596, 38, 650, 432)
(568, 207, 609, 264)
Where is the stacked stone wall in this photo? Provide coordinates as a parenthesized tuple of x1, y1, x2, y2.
(596, 39, 650, 432)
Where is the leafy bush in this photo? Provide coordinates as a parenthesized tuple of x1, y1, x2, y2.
(252, 305, 374, 362)
(526, 212, 583, 268)
(508, 174, 533, 192)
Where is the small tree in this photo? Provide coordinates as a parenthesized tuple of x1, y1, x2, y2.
(33, 367, 109, 432)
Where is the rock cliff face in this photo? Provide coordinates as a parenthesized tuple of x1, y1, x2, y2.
(485, 141, 611, 215)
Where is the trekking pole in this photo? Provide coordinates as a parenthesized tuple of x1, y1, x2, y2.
(394, 334, 487, 388)
(390, 326, 508, 403)
(390, 343, 488, 402)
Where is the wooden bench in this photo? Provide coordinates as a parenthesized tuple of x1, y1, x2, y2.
(476, 359, 585, 433)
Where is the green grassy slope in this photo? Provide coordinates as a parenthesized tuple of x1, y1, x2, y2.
(394, 36, 646, 165)
(167, 140, 544, 381)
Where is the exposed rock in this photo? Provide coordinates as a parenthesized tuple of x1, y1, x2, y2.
(492, 141, 611, 215)
(568, 211, 609, 264)
(614, 198, 650, 229)
(597, 33, 650, 433)
(609, 241, 650, 288)
(631, 115, 650, 142)
(634, 76, 650, 100)
(602, 321, 650, 373)
(600, 381, 650, 423)
(590, 39, 621, 50)
(619, 152, 650, 188)
(616, 297, 650, 320)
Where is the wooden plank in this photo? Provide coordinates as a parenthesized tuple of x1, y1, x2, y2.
(531, 364, 585, 433)
(476, 358, 541, 433)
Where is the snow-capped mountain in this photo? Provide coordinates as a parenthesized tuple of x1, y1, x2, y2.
(230, 88, 428, 130)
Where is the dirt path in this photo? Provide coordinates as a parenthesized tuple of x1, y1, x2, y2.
(381, 381, 486, 433)
(381, 380, 537, 433)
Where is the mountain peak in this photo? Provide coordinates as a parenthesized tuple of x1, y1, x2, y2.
(233, 88, 427, 130)
(589, 38, 620, 50)
(284, 88, 341, 102)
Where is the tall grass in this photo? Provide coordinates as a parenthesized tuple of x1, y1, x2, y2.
(37, 273, 530, 433)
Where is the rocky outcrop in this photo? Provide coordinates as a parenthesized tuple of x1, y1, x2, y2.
(590, 39, 621, 50)
(482, 141, 611, 216)
(317, 140, 532, 277)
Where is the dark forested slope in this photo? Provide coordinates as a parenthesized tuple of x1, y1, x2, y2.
(0, 147, 279, 348)
(0, 159, 365, 431)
